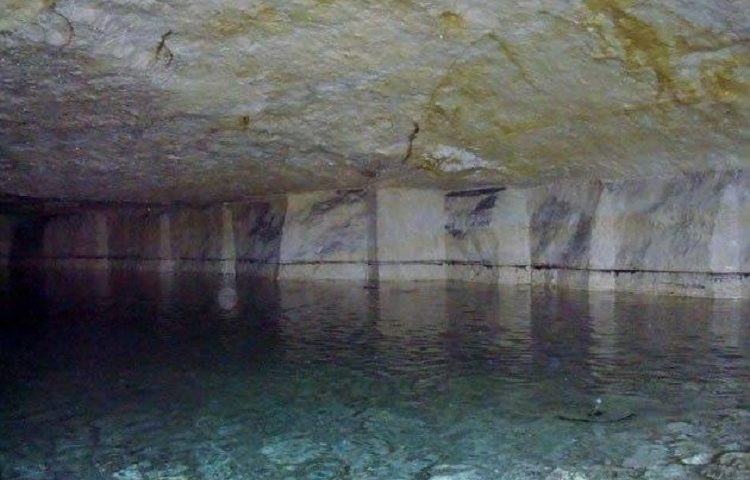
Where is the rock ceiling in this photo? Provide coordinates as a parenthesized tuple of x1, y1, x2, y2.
(0, 0, 748, 202)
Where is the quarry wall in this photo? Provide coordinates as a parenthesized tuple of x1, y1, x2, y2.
(2, 171, 747, 298)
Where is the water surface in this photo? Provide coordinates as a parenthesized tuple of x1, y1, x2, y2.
(1, 269, 748, 479)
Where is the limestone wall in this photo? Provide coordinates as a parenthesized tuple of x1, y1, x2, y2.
(445, 188, 531, 284)
(0, 171, 746, 297)
(168, 207, 223, 261)
(521, 171, 748, 296)
(278, 190, 369, 280)
(442, 171, 747, 296)
(592, 172, 740, 273)
(232, 200, 286, 278)
(40, 211, 110, 269)
(107, 208, 165, 261)
(0, 215, 20, 265)
(5, 202, 283, 277)
(592, 171, 748, 297)
(529, 180, 603, 270)
(377, 188, 446, 281)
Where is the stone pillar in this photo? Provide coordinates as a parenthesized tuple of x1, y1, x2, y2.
(365, 190, 379, 283)
(158, 212, 175, 272)
(94, 211, 110, 270)
(710, 175, 747, 297)
(89, 211, 111, 296)
(588, 184, 618, 291)
(376, 188, 446, 281)
(0, 214, 16, 266)
(220, 203, 236, 276)
(493, 188, 532, 284)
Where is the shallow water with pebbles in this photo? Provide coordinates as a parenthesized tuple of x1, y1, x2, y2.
(1, 269, 748, 479)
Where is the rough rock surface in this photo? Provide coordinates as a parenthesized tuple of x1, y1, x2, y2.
(231, 200, 285, 264)
(445, 188, 530, 266)
(42, 210, 108, 258)
(168, 206, 225, 260)
(108, 208, 166, 260)
(377, 188, 446, 280)
(2, 171, 747, 295)
(0, 214, 18, 261)
(0, 1, 747, 202)
(279, 190, 368, 263)
(278, 189, 370, 279)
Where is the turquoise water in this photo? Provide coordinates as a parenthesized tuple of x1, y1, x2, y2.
(1, 269, 748, 479)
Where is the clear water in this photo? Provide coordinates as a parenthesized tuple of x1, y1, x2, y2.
(0, 269, 748, 480)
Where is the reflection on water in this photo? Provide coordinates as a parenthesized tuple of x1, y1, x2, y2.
(0, 269, 748, 479)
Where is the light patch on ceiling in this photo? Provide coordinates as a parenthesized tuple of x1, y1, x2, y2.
(426, 145, 501, 173)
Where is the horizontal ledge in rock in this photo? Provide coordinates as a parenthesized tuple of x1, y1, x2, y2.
(10, 258, 748, 277)
(528, 264, 749, 277)
(446, 187, 507, 197)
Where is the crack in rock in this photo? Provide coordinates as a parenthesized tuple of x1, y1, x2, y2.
(402, 121, 420, 164)
(154, 30, 174, 67)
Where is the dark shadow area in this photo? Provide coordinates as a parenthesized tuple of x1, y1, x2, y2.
(8, 216, 47, 262)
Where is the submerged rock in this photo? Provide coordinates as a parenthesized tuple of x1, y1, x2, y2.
(544, 467, 588, 480)
(703, 451, 750, 480)
(682, 452, 714, 466)
(665, 422, 698, 436)
(644, 463, 692, 480)
(332, 434, 392, 471)
(670, 438, 715, 466)
(293, 456, 350, 480)
(427, 463, 488, 480)
(194, 442, 244, 480)
(260, 434, 328, 466)
(113, 464, 144, 480)
(112, 462, 191, 480)
(623, 444, 669, 469)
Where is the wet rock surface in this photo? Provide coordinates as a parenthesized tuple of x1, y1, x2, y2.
(0, 1, 747, 202)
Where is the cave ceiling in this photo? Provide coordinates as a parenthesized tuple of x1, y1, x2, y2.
(0, 0, 748, 202)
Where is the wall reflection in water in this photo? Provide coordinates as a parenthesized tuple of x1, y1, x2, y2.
(1, 268, 747, 407)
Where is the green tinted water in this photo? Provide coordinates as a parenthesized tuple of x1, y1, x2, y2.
(1, 269, 748, 479)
